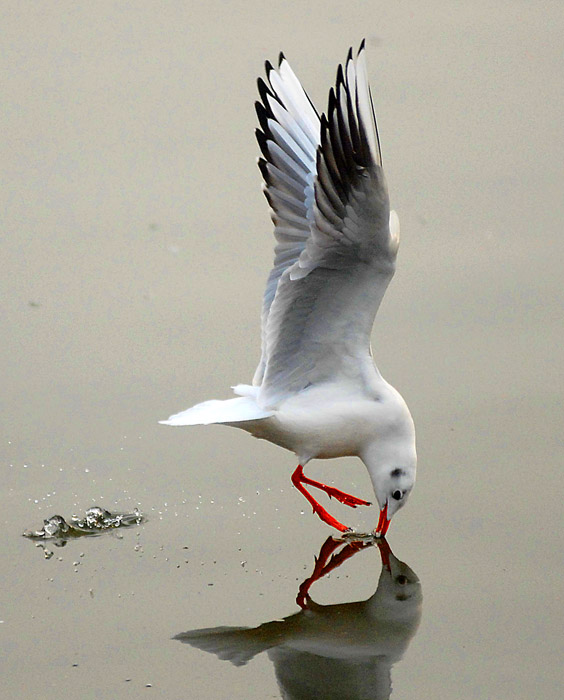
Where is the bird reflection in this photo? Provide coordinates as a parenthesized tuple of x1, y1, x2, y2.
(175, 536, 422, 699)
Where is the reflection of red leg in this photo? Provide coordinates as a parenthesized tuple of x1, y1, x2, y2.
(296, 536, 371, 608)
(297, 467, 371, 508)
(297, 536, 341, 608)
(316, 535, 344, 568)
(323, 540, 369, 573)
(292, 465, 350, 532)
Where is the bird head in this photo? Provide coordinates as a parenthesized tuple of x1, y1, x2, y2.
(362, 442, 416, 537)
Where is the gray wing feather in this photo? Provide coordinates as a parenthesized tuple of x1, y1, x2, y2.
(252, 56, 321, 386)
(257, 44, 399, 409)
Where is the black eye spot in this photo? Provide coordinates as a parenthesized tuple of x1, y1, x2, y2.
(392, 490, 403, 501)
(390, 468, 405, 478)
(396, 575, 408, 585)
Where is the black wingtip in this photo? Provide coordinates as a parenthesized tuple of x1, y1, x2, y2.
(255, 101, 272, 135)
(264, 59, 274, 76)
(255, 129, 270, 159)
(257, 76, 273, 104)
(319, 113, 330, 149)
(278, 51, 285, 67)
(347, 47, 353, 64)
(336, 63, 345, 88)
(257, 157, 270, 183)
(327, 87, 337, 116)
(358, 38, 366, 53)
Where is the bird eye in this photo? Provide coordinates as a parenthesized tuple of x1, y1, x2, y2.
(392, 490, 403, 501)
(396, 575, 408, 585)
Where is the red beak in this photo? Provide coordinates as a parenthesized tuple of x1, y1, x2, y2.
(375, 503, 390, 537)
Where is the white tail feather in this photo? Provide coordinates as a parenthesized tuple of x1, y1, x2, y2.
(231, 383, 258, 398)
(160, 396, 273, 426)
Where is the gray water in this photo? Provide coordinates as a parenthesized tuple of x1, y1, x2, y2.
(2, 2, 563, 698)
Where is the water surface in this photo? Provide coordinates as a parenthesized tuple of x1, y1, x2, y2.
(2, 2, 563, 698)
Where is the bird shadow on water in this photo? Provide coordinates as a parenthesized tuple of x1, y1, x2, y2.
(175, 536, 422, 700)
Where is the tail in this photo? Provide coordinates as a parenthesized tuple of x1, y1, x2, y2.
(160, 387, 273, 426)
(173, 626, 273, 667)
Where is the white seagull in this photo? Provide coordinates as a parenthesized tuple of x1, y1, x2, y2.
(161, 42, 416, 537)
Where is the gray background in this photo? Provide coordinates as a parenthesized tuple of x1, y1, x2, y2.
(2, 1, 563, 698)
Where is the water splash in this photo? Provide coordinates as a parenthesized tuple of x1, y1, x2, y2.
(23, 506, 144, 545)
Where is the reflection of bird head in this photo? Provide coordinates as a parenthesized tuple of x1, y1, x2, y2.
(175, 538, 422, 700)
(371, 539, 422, 618)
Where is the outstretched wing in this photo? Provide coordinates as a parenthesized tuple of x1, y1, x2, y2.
(252, 54, 321, 386)
(257, 43, 400, 409)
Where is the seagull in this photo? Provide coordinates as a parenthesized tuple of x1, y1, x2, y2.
(161, 42, 416, 537)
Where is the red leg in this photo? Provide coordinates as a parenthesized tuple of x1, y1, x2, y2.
(292, 465, 370, 508)
(300, 472, 371, 508)
(291, 465, 351, 532)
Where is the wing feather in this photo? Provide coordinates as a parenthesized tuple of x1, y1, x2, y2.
(257, 44, 399, 408)
(252, 56, 321, 385)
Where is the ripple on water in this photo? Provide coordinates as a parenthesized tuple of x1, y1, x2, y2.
(23, 506, 144, 545)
